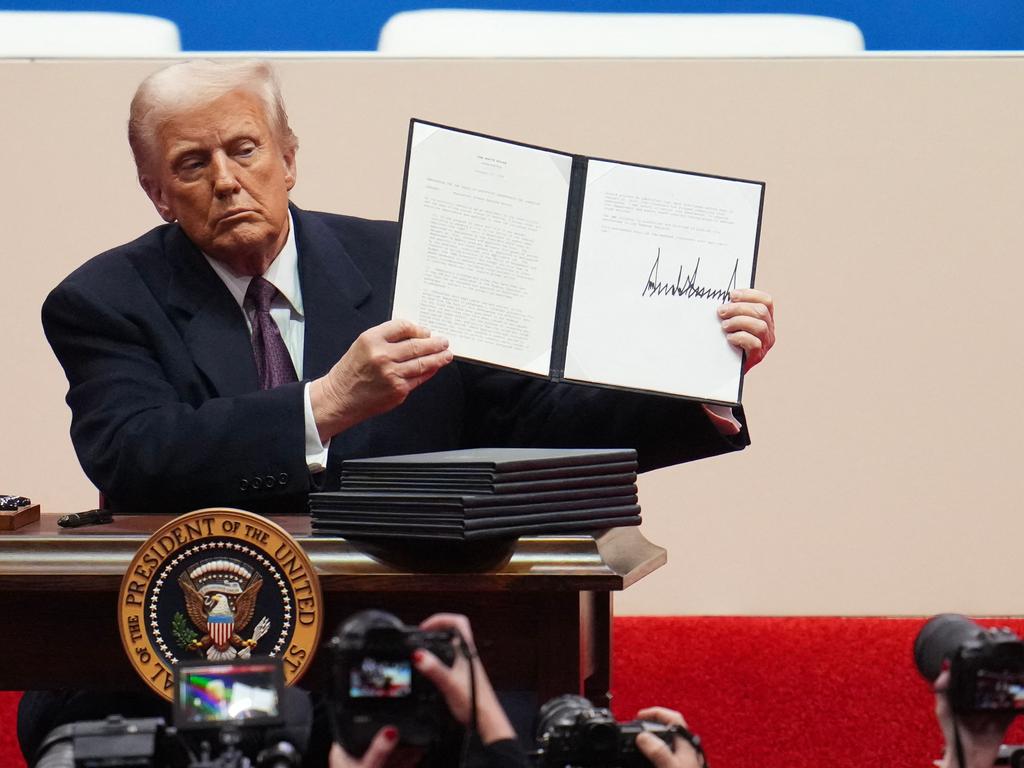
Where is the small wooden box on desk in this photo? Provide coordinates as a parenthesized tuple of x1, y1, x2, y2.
(0, 503, 39, 531)
(0, 513, 665, 707)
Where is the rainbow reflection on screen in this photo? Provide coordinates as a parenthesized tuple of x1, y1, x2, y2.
(178, 662, 280, 724)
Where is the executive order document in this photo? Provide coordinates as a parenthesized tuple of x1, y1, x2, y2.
(391, 121, 764, 405)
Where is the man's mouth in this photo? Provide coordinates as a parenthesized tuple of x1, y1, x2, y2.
(218, 209, 257, 224)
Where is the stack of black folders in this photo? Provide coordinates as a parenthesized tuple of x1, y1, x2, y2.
(309, 447, 640, 542)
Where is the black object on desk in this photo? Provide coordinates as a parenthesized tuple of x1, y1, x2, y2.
(58, 509, 114, 528)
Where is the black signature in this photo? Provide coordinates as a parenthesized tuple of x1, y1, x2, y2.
(641, 249, 738, 303)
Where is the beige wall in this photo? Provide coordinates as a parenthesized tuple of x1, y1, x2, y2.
(2, 57, 1021, 616)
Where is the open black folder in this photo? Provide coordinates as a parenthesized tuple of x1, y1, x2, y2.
(391, 120, 765, 407)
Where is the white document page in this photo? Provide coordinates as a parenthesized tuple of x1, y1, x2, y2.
(392, 123, 573, 375)
(564, 161, 762, 404)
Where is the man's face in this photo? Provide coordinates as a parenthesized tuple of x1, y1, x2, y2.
(140, 89, 296, 275)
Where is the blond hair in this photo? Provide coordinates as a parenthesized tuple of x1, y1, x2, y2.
(128, 59, 298, 176)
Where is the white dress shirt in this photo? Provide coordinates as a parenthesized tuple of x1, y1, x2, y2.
(203, 212, 330, 472)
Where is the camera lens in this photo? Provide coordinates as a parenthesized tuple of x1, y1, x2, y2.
(534, 694, 594, 741)
(914, 613, 983, 681)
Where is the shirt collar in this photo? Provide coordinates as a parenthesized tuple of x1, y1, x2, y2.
(202, 210, 303, 316)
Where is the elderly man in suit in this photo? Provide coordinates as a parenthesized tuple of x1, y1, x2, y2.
(41, 59, 774, 518)
(30, 58, 775, 768)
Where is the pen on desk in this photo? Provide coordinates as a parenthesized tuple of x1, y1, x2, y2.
(57, 509, 114, 528)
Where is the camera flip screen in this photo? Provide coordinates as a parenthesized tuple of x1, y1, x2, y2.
(350, 657, 412, 698)
(974, 670, 1024, 711)
(175, 660, 283, 729)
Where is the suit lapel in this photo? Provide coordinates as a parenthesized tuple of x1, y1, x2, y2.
(165, 226, 260, 396)
(293, 207, 374, 380)
(162, 208, 375, 396)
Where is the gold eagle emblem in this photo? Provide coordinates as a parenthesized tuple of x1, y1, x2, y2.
(178, 558, 270, 659)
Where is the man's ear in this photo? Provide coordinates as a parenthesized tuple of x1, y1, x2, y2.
(139, 175, 175, 223)
(283, 147, 297, 192)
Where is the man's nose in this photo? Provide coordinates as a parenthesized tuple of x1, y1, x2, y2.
(211, 152, 241, 196)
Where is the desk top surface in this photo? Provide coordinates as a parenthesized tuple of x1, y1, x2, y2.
(0, 513, 665, 592)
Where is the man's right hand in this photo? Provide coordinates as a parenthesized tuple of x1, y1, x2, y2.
(311, 319, 453, 442)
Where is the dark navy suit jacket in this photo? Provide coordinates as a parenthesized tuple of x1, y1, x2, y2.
(42, 206, 748, 515)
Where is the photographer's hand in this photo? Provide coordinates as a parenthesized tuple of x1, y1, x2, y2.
(634, 707, 703, 768)
(935, 669, 1012, 768)
(414, 613, 517, 745)
(329, 727, 396, 768)
(329, 728, 426, 768)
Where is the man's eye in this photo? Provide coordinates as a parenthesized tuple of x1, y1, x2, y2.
(236, 143, 257, 158)
(178, 159, 205, 173)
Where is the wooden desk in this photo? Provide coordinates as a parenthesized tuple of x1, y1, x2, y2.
(0, 514, 664, 706)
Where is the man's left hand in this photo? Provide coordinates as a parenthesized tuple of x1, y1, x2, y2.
(718, 289, 775, 373)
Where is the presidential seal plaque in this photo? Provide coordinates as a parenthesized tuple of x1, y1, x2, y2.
(118, 508, 322, 700)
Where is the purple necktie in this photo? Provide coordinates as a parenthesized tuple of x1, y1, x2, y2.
(245, 276, 298, 389)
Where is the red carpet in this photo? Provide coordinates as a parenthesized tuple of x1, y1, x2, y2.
(611, 616, 1024, 767)
(4, 616, 1024, 767)
(0, 690, 24, 768)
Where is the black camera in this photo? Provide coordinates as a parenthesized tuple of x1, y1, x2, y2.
(33, 659, 301, 767)
(328, 609, 457, 756)
(34, 715, 169, 768)
(914, 613, 1024, 714)
(533, 695, 682, 768)
(997, 744, 1024, 767)
(172, 657, 301, 767)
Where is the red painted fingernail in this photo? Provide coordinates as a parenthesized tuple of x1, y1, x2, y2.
(383, 726, 398, 742)
(412, 649, 425, 663)
(941, 659, 951, 671)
